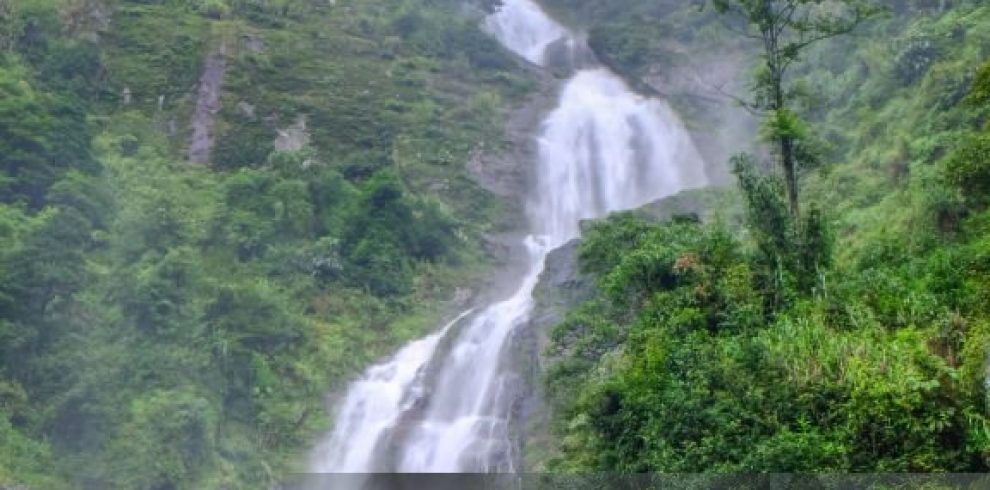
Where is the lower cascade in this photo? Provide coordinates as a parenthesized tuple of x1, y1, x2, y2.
(310, 0, 707, 473)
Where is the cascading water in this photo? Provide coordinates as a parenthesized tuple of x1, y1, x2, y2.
(311, 0, 707, 474)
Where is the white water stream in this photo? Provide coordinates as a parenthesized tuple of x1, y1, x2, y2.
(311, 0, 707, 474)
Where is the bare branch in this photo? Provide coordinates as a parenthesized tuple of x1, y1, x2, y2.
(709, 81, 766, 116)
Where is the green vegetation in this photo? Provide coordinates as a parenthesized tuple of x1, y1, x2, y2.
(540, 0, 990, 474)
(710, 0, 881, 218)
(5, 0, 990, 485)
(1, 0, 528, 487)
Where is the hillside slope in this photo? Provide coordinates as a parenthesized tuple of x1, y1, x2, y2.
(534, 0, 990, 472)
(0, 0, 532, 487)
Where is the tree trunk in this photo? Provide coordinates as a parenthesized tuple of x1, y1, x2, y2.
(770, 53, 800, 222)
(781, 134, 800, 221)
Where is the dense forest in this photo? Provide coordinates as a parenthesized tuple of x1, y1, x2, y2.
(535, 0, 990, 474)
(0, 0, 528, 487)
(2, 0, 990, 488)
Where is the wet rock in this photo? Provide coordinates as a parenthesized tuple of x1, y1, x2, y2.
(530, 239, 595, 333)
(512, 238, 595, 470)
(637, 187, 740, 224)
(480, 233, 514, 266)
(451, 287, 473, 308)
(274, 116, 310, 152)
(466, 147, 526, 199)
(236, 101, 256, 119)
(542, 36, 595, 77)
(465, 77, 557, 202)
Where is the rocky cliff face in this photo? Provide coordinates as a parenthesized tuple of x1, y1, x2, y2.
(529, 240, 596, 343)
(511, 238, 595, 470)
(467, 69, 558, 204)
(188, 47, 226, 164)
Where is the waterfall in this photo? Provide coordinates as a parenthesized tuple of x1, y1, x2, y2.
(310, 0, 707, 474)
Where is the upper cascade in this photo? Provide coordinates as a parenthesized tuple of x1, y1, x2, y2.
(482, 0, 573, 66)
(532, 67, 707, 245)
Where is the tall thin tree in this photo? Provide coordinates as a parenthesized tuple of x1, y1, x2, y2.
(710, 0, 880, 220)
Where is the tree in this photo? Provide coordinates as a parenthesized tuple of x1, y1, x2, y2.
(0, 0, 17, 51)
(710, 0, 880, 220)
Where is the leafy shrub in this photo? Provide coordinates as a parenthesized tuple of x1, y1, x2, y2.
(547, 213, 988, 473)
(945, 132, 990, 206)
(0, 62, 97, 208)
(345, 236, 414, 297)
(107, 389, 217, 490)
(967, 62, 990, 107)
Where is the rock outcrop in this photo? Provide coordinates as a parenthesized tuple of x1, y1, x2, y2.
(188, 47, 227, 164)
(512, 238, 595, 470)
(274, 116, 311, 152)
